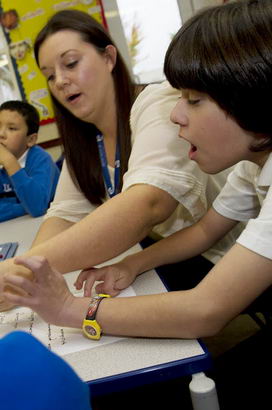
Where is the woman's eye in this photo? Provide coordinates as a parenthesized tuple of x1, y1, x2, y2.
(66, 61, 77, 68)
(47, 74, 55, 82)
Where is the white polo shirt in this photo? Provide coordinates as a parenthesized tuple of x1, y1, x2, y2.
(213, 153, 272, 260)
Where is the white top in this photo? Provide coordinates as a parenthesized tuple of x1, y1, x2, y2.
(45, 159, 100, 221)
(213, 154, 272, 260)
(45, 81, 242, 264)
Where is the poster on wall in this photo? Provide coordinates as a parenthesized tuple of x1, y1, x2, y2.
(0, 0, 106, 124)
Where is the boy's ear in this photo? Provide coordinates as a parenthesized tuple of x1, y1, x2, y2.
(26, 133, 38, 147)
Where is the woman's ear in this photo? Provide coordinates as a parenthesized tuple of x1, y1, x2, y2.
(104, 45, 117, 72)
(26, 133, 38, 147)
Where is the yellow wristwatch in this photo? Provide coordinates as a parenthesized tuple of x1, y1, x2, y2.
(82, 294, 110, 340)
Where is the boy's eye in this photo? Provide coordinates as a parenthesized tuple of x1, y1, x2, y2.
(188, 99, 200, 105)
(47, 74, 55, 82)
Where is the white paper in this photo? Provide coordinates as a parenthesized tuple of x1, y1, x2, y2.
(0, 277, 136, 356)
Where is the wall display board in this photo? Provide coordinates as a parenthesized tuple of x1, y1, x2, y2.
(0, 0, 106, 124)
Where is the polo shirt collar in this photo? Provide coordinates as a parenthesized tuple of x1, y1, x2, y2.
(257, 152, 272, 187)
(18, 149, 29, 168)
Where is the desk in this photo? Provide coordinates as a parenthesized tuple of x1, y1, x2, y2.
(0, 215, 219, 409)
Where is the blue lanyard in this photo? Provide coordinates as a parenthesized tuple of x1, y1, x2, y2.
(96, 133, 120, 198)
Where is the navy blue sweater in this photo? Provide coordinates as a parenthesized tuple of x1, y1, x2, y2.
(0, 145, 60, 222)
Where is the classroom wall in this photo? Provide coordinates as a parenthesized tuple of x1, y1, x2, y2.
(193, 0, 223, 10)
(2, 0, 228, 163)
(38, 122, 61, 162)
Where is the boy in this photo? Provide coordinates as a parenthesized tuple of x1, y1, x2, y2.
(0, 100, 59, 222)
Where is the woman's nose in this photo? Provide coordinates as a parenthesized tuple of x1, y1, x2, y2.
(170, 99, 188, 127)
(55, 70, 70, 89)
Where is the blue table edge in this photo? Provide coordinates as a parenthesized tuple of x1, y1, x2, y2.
(88, 339, 212, 396)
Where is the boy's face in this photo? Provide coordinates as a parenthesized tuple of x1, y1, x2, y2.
(170, 89, 267, 173)
(0, 109, 36, 159)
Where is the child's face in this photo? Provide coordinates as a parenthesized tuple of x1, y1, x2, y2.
(0, 109, 33, 159)
(170, 89, 266, 174)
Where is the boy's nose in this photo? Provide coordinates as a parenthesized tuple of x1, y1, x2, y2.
(170, 100, 188, 127)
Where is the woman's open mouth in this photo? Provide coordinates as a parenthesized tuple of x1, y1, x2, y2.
(66, 93, 81, 104)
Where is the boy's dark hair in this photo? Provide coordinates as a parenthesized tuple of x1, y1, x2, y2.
(0, 100, 40, 135)
(164, 0, 272, 152)
(34, 9, 135, 205)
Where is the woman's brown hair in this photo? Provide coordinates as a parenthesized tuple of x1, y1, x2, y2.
(34, 9, 135, 204)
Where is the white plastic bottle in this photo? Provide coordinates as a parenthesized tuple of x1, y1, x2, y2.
(189, 372, 220, 410)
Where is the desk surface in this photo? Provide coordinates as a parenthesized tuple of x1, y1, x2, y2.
(0, 215, 211, 395)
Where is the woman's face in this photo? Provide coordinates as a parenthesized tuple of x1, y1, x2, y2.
(38, 30, 116, 125)
(170, 89, 267, 173)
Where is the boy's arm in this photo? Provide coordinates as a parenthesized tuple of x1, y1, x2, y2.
(9, 153, 59, 217)
(0, 145, 28, 221)
(0, 201, 27, 222)
(4, 242, 272, 339)
(120, 207, 238, 276)
(74, 207, 239, 295)
(95, 244, 272, 338)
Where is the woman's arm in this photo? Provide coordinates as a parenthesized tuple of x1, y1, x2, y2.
(31, 217, 74, 247)
(1, 184, 177, 275)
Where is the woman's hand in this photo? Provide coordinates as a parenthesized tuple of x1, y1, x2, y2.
(2, 256, 78, 327)
(74, 258, 139, 297)
(0, 258, 33, 312)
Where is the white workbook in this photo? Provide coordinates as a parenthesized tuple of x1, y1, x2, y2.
(0, 271, 136, 356)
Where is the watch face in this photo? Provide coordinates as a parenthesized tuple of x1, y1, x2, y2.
(84, 325, 97, 337)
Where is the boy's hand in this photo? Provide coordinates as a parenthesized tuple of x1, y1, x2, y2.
(2, 256, 76, 326)
(74, 258, 139, 297)
(0, 143, 13, 167)
(0, 143, 20, 176)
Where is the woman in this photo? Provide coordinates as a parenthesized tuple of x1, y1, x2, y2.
(0, 7, 240, 294)
(31, 9, 135, 243)
(1, 7, 244, 319)
(3, 0, 272, 340)
(13, 9, 179, 272)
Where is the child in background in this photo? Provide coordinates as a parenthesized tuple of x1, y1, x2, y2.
(0, 100, 59, 222)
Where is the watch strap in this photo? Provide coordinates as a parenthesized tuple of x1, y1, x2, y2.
(86, 295, 104, 320)
(82, 294, 110, 340)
